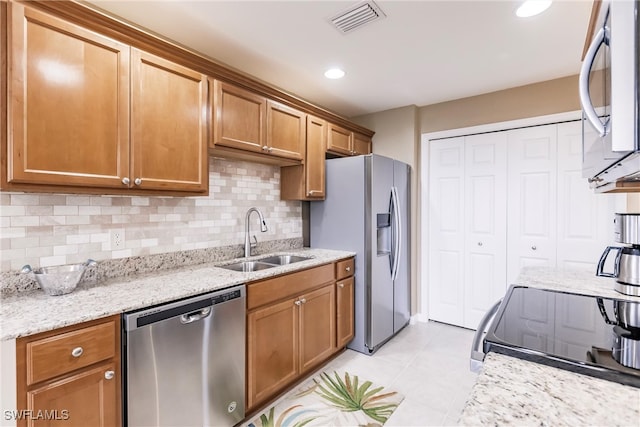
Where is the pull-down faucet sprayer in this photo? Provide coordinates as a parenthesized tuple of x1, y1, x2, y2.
(245, 207, 268, 258)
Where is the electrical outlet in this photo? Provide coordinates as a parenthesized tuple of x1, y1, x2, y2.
(110, 229, 125, 250)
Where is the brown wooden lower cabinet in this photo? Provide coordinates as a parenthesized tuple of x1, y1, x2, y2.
(336, 276, 355, 348)
(16, 315, 121, 427)
(246, 259, 354, 412)
(299, 285, 336, 373)
(247, 295, 300, 408)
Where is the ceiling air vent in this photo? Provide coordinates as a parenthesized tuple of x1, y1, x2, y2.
(330, 0, 386, 34)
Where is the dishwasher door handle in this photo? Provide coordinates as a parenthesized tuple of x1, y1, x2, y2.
(180, 307, 212, 324)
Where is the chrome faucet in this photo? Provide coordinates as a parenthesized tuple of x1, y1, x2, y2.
(245, 207, 268, 258)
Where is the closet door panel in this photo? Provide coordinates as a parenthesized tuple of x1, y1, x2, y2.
(428, 137, 465, 326)
(556, 121, 623, 270)
(463, 133, 507, 329)
(507, 125, 558, 285)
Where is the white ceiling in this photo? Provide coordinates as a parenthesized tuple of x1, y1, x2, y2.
(88, 0, 593, 118)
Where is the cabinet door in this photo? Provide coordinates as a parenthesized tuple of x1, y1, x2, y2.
(428, 137, 465, 326)
(326, 123, 353, 156)
(463, 133, 507, 329)
(507, 124, 558, 284)
(247, 297, 298, 409)
(336, 277, 354, 348)
(27, 362, 118, 427)
(130, 49, 207, 192)
(305, 115, 327, 198)
(353, 132, 372, 155)
(299, 285, 336, 373)
(266, 101, 305, 160)
(8, 3, 130, 188)
(212, 80, 265, 153)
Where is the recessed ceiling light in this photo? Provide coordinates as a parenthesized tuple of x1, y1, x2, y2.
(324, 68, 345, 79)
(516, 0, 552, 17)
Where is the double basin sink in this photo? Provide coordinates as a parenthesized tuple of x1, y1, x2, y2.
(220, 254, 312, 272)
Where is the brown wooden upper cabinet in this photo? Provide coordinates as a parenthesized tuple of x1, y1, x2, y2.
(326, 123, 372, 157)
(211, 80, 304, 163)
(212, 79, 266, 154)
(353, 131, 373, 156)
(5, 3, 208, 194)
(281, 115, 326, 200)
(131, 49, 208, 192)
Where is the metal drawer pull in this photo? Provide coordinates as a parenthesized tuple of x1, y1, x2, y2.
(134, 178, 142, 186)
(339, 283, 344, 288)
(104, 370, 115, 380)
(262, 146, 268, 151)
(300, 298, 306, 304)
(122, 177, 130, 185)
(346, 267, 351, 272)
(71, 347, 83, 358)
(532, 246, 537, 251)
(294, 300, 301, 306)
(478, 242, 483, 246)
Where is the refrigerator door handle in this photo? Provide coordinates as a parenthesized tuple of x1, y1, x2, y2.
(390, 186, 401, 281)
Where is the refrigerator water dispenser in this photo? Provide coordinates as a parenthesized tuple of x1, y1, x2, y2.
(377, 213, 391, 256)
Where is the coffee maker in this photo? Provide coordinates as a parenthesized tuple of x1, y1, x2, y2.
(597, 213, 640, 296)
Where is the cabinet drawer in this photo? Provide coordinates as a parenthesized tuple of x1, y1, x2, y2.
(248, 263, 334, 310)
(26, 321, 116, 385)
(336, 258, 355, 281)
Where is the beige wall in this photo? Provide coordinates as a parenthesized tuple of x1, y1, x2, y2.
(420, 74, 581, 133)
(352, 106, 421, 315)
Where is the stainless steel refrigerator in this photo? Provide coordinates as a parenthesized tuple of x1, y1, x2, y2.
(310, 154, 410, 355)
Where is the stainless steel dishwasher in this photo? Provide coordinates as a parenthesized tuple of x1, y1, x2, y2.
(123, 285, 245, 427)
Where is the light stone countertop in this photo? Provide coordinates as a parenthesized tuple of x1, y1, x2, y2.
(0, 248, 355, 341)
(459, 352, 640, 426)
(459, 266, 640, 426)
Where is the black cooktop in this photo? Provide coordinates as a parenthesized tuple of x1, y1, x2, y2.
(485, 286, 640, 388)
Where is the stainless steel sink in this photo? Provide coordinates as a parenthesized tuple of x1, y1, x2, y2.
(257, 255, 312, 265)
(219, 254, 312, 272)
(220, 261, 276, 272)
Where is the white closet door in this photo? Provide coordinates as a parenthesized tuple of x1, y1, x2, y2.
(556, 121, 623, 270)
(428, 137, 465, 325)
(463, 132, 508, 328)
(507, 124, 558, 284)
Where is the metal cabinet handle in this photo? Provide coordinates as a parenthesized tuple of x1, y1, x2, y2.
(122, 177, 130, 185)
(294, 300, 301, 306)
(262, 146, 268, 151)
(134, 178, 142, 186)
(532, 246, 537, 251)
(346, 266, 351, 272)
(267, 147, 273, 152)
(300, 298, 306, 304)
(307, 190, 320, 196)
(104, 370, 115, 380)
(339, 283, 344, 288)
(478, 242, 483, 247)
(71, 347, 83, 358)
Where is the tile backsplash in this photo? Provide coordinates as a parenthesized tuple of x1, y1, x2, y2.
(0, 158, 302, 272)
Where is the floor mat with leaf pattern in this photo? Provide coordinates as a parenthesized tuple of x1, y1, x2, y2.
(245, 371, 404, 427)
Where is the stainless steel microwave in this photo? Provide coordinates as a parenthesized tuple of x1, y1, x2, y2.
(581, 0, 640, 191)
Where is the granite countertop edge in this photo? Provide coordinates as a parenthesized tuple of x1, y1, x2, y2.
(0, 248, 355, 341)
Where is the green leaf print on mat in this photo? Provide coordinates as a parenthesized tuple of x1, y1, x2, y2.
(314, 372, 400, 424)
(247, 371, 403, 427)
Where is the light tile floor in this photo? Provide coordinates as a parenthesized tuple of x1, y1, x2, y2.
(320, 320, 478, 426)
